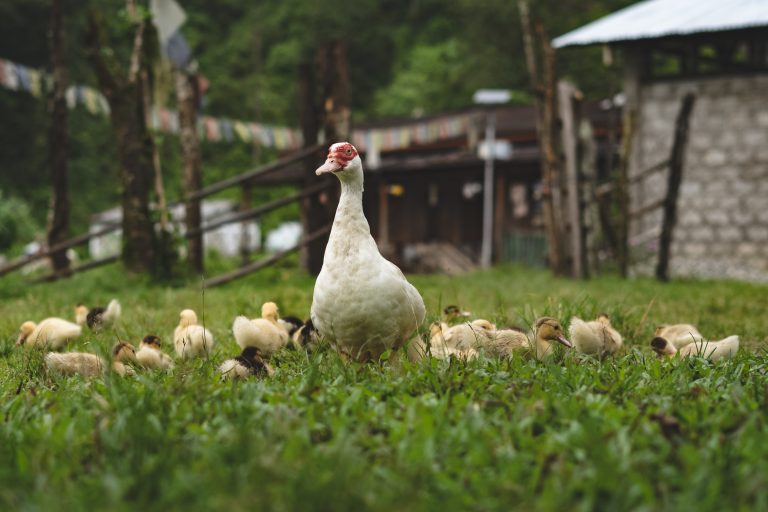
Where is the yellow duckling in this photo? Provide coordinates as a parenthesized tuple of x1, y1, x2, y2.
(407, 321, 479, 361)
(569, 314, 623, 357)
(654, 324, 703, 349)
(135, 335, 174, 370)
(441, 319, 497, 351)
(232, 302, 290, 357)
(651, 335, 739, 361)
(74, 299, 121, 330)
(174, 309, 215, 359)
(218, 346, 274, 380)
(16, 318, 82, 349)
(44, 342, 138, 378)
(532, 317, 573, 360)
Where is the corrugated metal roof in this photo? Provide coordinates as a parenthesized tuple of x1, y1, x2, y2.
(554, 0, 768, 48)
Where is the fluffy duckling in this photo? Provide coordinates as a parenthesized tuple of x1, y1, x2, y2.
(16, 318, 82, 349)
(533, 317, 573, 360)
(44, 341, 137, 378)
(441, 319, 496, 351)
(407, 321, 478, 362)
(75, 299, 121, 330)
(473, 327, 532, 358)
(651, 335, 739, 361)
(291, 318, 319, 351)
(443, 305, 471, 326)
(219, 346, 274, 380)
(569, 314, 623, 357)
(174, 309, 215, 359)
(278, 316, 304, 337)
(654, 323, 703, 349)
(135, 335, 174, 370)
(232, 302, 290, 357)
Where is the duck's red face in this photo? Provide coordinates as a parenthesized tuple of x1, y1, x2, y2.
(316, 142, 359, 175)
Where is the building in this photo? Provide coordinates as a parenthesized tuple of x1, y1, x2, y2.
(555, 0, 768, 281)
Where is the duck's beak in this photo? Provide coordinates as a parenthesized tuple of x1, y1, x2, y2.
(316, 157, 342, 176)
(459, 310, 471, 317)
(555, 335, 573, 348)
(15, 334, 26, 346)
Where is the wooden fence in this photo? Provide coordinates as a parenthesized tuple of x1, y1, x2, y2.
(0, 143, 330, 286)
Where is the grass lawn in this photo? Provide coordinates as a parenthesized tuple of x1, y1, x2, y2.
(1, 264, 767, 511)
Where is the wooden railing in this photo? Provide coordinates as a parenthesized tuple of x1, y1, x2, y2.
(0, 143, 329, 284)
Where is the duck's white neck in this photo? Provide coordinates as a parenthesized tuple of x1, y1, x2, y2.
(332, 172, 369, 236)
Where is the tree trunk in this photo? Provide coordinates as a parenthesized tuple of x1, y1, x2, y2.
(176, 71, 203, 273)
(47, 0, 70, 276)
(85, 11, 156, 274)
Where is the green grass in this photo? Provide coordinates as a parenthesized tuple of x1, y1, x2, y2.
(1, 264, 767, 511)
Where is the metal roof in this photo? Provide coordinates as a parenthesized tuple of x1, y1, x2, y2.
(554, 0, 768, 48)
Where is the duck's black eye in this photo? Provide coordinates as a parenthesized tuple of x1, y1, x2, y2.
(346, 147, 352, 155)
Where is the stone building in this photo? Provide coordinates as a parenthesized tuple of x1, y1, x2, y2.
(555, 0, 768, 281)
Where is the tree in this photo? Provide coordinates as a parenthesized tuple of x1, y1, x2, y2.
(84, 7, 158, 274)
(47, 0, 70, 275)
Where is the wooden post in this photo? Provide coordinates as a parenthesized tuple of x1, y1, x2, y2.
(47, 0, 70, 276)
(378, 180, 390, 249)
(656, 93, 695, 282)
(239, 181, 252, 266)
(558, 80, 584, 278)
(494, 172, 506, 263)
(176, 71, 204, 273)
(519, 0, 565, 275)
(616, 109, 635, 277)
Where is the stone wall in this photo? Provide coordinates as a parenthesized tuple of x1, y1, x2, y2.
(628, 74, 768, 282)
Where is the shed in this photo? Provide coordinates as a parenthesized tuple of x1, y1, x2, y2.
(556, 0, 768, 281)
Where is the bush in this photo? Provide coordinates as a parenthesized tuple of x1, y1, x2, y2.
(0, 190, 39, 251)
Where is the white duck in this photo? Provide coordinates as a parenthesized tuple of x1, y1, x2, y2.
(232, 302, 290, 357)
(17, 318, 82, 349)
(135, 335, 174, 370)
(569, 314, 623, 357)
(311, 142, 426, 362)
(654, 323, 703, 349)
(174, 309, 215, 359)
(651, 335, 739, 361)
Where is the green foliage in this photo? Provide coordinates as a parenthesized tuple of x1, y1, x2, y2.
(0, 190, 38, 251)
(0, 266, 767, 509)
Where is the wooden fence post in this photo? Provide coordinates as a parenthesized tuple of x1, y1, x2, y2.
(656, 93, 696, 282)
(558, 80, 585, 278)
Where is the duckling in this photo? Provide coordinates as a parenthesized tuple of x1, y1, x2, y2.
(533, 317, 573, 360)
(174, 309, 215, 359)
(407, 321, 478, 361)
(291, 318, 320, 351)
(44, 341, 137, 378)
(651, 335, 739, 361)
(569, 314, 623, 357)
(219, 346, 274, 380)
(135, 335, 174, 370)
(442, 305, 471, 326)
(441, 319, 496, 351)
(278, 316, 304, 337)
(75, 299, 121, 330)
(16, 318, 82, 349)
(232, 302, 290, 357)
(474, 327, 532, 358)
(654, 323, 703, 349)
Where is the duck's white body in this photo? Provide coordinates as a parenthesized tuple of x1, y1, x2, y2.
(136, 345, 174, 370)
(232, 303, 289, 356)
(569, 316, 623, 356)
(174, 310, 214, 359)
(655, 324, 703, 349)
(18, 318, 82, 349)
(311, 143, 426, 361)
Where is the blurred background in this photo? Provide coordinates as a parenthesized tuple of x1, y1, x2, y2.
(0, 0, 765, 286)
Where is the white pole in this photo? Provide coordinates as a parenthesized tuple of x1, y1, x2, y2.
(480, 110, 495, 267)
